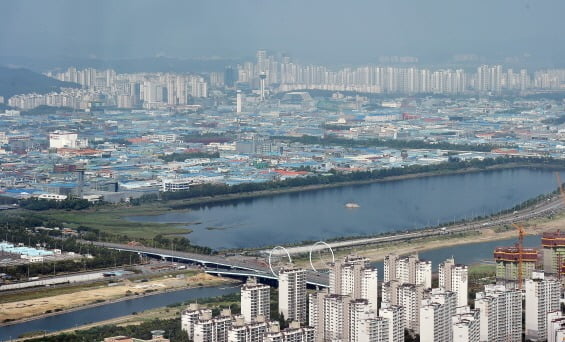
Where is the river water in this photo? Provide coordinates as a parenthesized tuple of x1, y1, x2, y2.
(127, 168, 564, 249)
(3, 168, 561, 339)
(0, 285, 240, 341)
(0, 235, 543, 340)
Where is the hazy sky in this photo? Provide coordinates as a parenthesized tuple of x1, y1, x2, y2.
(1, 0, 564, 65)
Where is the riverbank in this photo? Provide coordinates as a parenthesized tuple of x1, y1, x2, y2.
(15, 305, 182, 341)
(0, 271, 233, 325)
(164, 162, 565, 209)
(298, 211, 565, 269)
(41, 163, 565, 241)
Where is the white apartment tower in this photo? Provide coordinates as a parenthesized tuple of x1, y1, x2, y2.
(384, 253, 431, 288)
(379, 304, 405, 342)
(525, 272, 560, 341)
(329, 255, 378, 310)
(263, 322, 315, 342)
(398, 283, 427, 333)
(278, 268, 307, 324)
(361, 268, 379, 311)
(322, 294, 350, 341)
(227, 317, 269, 342)
(241, 278, 270, 323)
(349, 299, 372, 342)
(452, 306, 480, 342)
(474, 284, 522, 342)
(419, 289, 457, 342)
(181, 304, 213, 340)
(547, 311, 565, 342)
(381, 280, 400, 306)
(383, 254, 399, 282)
(236, 90, 243, 113)
(308, 290, 327, 342)
(358, 315, 389, 342)
(193, 309, 233, 342)
(439, 257, 469, 307)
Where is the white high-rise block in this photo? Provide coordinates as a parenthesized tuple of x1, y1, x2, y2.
(241, 278, 270, 323)
(475, 284, 522, 342)
(525, 274, 560, 341)
(278, 268, 307, 324)
(419, 289, 457, 342)
(452, 306, 480, 342)
(379, 304, 405, 342)
(439, 258, 469, 307)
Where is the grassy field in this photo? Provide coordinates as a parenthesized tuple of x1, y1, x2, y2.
(41, 205, 190, 239)
(469, 263, 496, 276)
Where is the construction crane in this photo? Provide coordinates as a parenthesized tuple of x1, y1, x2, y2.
(511, 222, 526, 289)
(556, 172, 565, 207)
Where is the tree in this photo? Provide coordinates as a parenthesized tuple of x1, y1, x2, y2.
(278, 312, 289, 329)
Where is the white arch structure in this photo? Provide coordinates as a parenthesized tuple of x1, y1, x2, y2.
(309, 241, 335, 272)
(268, 246, 292, 278)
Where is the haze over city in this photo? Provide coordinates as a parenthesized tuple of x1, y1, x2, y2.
(2, 0, 565, 66)
(2, 1, 565, 342)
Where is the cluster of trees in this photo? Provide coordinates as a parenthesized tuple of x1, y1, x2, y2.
(0, 218, 138, 279)
(21, 105, 74, 116)
(75, 225, 213, 255)
(19, 197, 92, 211)
(157, 156, 565, 203)
(159, 151, 220, 162)
(149, 234, 213, 254)
(274, 134, 511, 152)
(25, 318, 188, 341)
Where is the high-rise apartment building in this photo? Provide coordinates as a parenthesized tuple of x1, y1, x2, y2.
(227, 317, 269, 342)
(263, 322, 314, 342)
(439, 258, 469, 307)
(357, 315, 389, 342)
(241, 278, 270, 323)
(398, 283, 427, 333)
(349, 299, 373, 342)
(278, 268, 307, 324)
(419, 288, 457, 342)
(193, 309, 233, 342)
(525, 272, 560, 341)
(542, 231, 565, 275)
(548, 311, 565, 342)
(475, 284, 522, 342)
(322, 294, 350, 341)
(452, 306, 480, 342)
(181, 304, 213, 340)
(307, 290, 326, 342)
(379, 304, 405, 342)
(329, 255, 378, 310)
(383, 253, 431, 288)
(494, 246, 538, 287)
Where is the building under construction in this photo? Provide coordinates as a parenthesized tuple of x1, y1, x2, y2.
(542, 231, 565, 275)
(494, 246, 538, 287)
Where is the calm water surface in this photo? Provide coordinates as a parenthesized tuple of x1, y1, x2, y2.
(0, 285, 240, 341)
(128, 168, 563, 249)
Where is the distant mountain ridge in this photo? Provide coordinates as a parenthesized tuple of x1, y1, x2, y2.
(0, 56, 244, 74)
(0, 66, 79, 99)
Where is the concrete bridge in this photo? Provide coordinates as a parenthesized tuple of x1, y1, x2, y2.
(97, 241, 329, 288)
